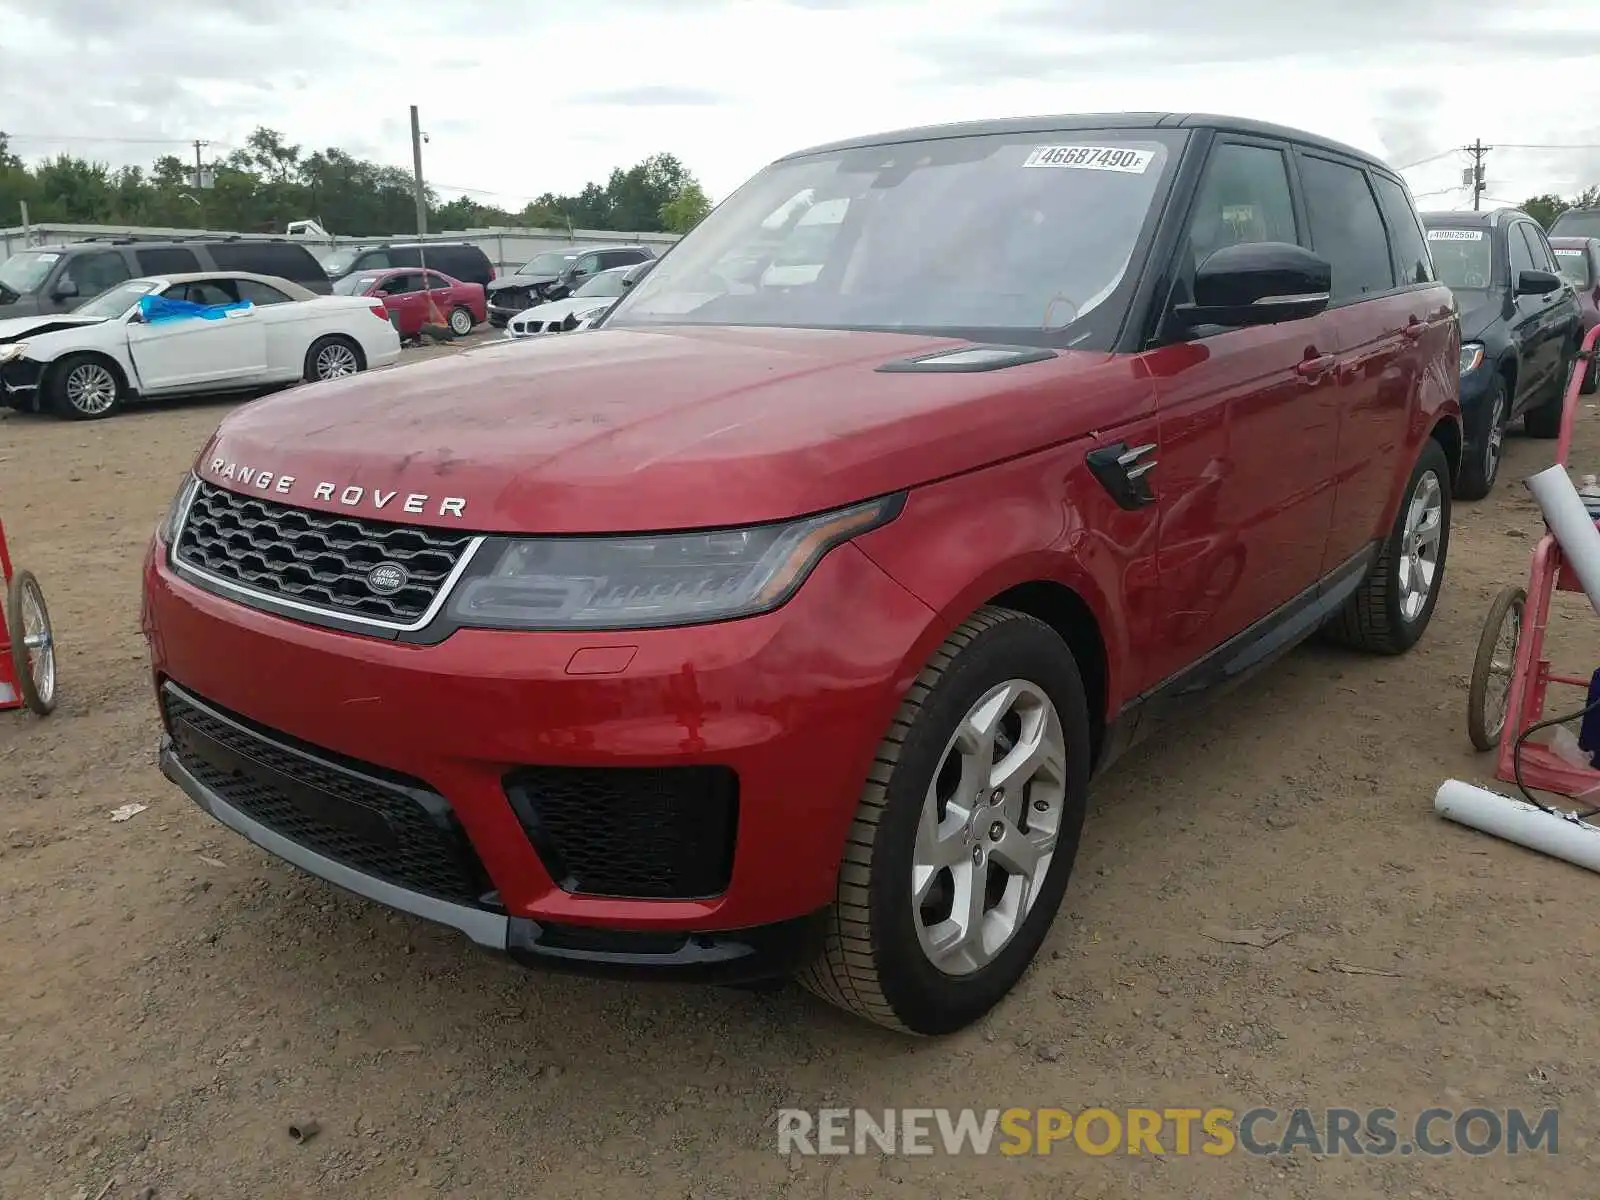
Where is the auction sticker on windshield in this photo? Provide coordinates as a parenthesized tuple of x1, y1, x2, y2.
(1024, 146, 1154, 173)
(1427, 229, 1484, 241)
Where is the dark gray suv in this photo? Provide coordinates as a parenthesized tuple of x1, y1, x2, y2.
(0, 237, 331, 318)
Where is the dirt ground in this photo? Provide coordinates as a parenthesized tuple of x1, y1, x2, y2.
(2, 338, 1597, 1199)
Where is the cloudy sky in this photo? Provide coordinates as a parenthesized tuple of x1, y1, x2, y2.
(3, 0, 1598, 217)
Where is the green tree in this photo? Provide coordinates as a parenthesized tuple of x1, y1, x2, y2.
(0, 130, 707, 237)
(1524, 185, 1600, 229)
(660, 180, 711, 233)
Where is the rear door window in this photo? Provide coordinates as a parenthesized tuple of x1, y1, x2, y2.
(354, 249, 394, 270)
(1298, 155, 1395, 303)
(208, 242, 324, 284)
(234, 279, 294, 306)
(136, 247, 202, 275)
(1370, 175, 1434, 286)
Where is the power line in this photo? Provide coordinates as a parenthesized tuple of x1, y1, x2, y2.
(1396, 148, 1465, 171)
(1, 132, 218, 147)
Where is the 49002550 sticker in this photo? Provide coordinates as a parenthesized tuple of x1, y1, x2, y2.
(1023, 145, 1155, 174)
(1426, 228, 1484, 241)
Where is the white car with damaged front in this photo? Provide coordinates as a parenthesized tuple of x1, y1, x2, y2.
(503, 262, 647, 339)
(0, 271, 402, 420)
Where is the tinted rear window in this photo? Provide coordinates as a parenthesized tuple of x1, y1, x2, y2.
(136, 246, 202, 274)
(207, 241, 326, 284)
(1550, 211, 1600, 239)
(1554, 246, 1594, 288)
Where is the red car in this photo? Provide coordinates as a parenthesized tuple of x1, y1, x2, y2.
(332, 266, 485, 340)
(1551, 236, 1600, 393)
(142, 114, 1460, 1035)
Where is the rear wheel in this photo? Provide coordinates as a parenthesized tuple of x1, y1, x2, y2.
(6, 569, 57, 716)
(49, 354, 123, 420)
(304, 335, 363, 382)
(448, 306, 474, 336)
(1467, 585, 1524, 752)
(799, 607, 1091, 1035)
(1324, 438, 1451, 655)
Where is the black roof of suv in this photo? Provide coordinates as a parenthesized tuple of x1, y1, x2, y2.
(0, 235, 330, 318)
(1550, 208, 1600, 239)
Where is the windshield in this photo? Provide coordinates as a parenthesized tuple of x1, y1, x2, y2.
(604, 130, 1182, 345)
(73, 280, 160, 319)
(1550, 211, 1600, 239)
(333, 273, 381, 296)
(0, 251, 61, 297)
(320, 249, 357, 276)
(1553, 247, 1593, 289)
(520, 251, 576, 276)
(573, 270, 630, 298)
(1424, 227, 1493, 289)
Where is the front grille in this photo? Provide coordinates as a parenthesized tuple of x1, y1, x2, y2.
(174, 481, 475, 625)
(162, 685, 496, 908)
(512, 320, 545, 336)
(505, 765, 739, 900)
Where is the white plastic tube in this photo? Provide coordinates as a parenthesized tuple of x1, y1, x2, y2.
(1435, 779, 1600, 874)
(1527, 464, 1600, 617)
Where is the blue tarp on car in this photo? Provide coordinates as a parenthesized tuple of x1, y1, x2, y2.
(137, 295, 254, 324)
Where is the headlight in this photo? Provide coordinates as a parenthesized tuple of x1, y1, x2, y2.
(1460, 343, 1484, 374)
(445, 494, 904, 631)
(162, 473, 199, 544)
(0, 343, 28, 364)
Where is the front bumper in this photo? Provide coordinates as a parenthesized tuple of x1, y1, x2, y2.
(159, 730, 827, 981)
(142, 533, 933, 968)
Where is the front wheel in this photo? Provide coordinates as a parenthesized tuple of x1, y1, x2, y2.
(799, 606, 1091, 1035)
(1454, 377, 1505, 501)
(49, 354, 123, 420)
(1467, 585, 1525, 752)
(304, 335, 363, 383)
(1324, 438, 1451, 655)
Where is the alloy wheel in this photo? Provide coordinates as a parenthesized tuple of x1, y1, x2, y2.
(1399, 470, 1444, 622)
(913, 679, 1067, 976)
(65, 363, 117, 415)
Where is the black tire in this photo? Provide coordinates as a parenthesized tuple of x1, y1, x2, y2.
(1523, 347, 1574, 439)
(1325, 438, 1451, 655)
(48, 354, 124, 420)
(1454, 376, 1506, 501)
(798, 606, 1092, 1035)
(303, 335, 364, 383)
(1581, 349, 1598, 396)
(1467, 585, 1524, 753)
(448, 306, 474, 337)
(6, 569, 57, 716)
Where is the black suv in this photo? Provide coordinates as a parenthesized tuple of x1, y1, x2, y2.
(1421, 209, 1581, 499)
(485, 244, 657, 326)
(0, 237, 331, 318)
(1550, 208, 1600, 240)
(318, 241, 495, 288)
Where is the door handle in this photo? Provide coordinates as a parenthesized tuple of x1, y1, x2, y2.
(1295, 353, 1337, 379)
(1402, 318, 1425, 340)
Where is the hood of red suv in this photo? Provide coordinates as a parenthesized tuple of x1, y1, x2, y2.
(200, 325, 1126, 534)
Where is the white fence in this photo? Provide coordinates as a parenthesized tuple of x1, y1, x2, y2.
(0, 222, 681, 273)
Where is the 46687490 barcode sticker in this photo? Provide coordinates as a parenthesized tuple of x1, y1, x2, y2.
(1023, 145, 1155, 173)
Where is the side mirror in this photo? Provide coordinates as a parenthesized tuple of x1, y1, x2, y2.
(1173, 242, 1332, 330)
(126, 309, 145, 325)
(52, 279, 79, 300)
(1516, 269, 1562, 297)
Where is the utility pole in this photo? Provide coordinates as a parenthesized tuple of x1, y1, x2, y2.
(1464, 139, 1491, 211)
(409, 106, 427, 238)
(191, 139, 210, 229)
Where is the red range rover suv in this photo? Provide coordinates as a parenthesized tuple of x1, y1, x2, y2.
(142, 113, 1461, 1035)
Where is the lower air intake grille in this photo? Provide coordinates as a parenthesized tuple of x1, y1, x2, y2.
(161, 684, 495, 908)
(505, 765, 739, 900)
